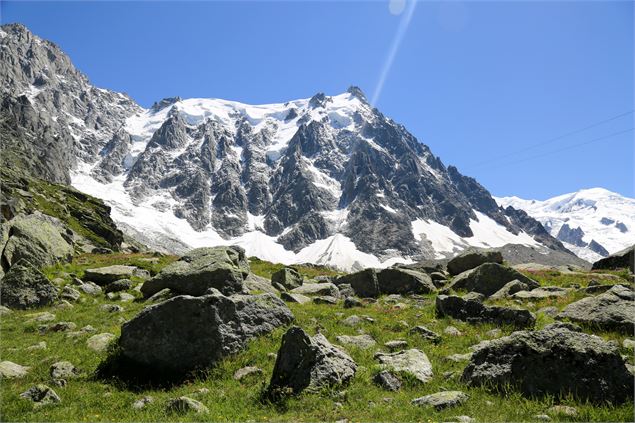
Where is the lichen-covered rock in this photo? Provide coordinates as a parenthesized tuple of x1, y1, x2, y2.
(165, 396, 208, 414)
(447, 263, 539, 297)
(557, 285, 634, 333)
(374, 349, 433, 383)
(84, 265, 144, 285)
(291, 282, 339, 297)
(0, 361, 30, 379)
(20, 384, 61, 406)
(0, 259, 58, 309)
(436, 295, 535, 328)
(447, 250, 503, 276)
(412, 391, 469, 410)
(119, 291, 293, 374)
(140, 247, 249, 298)
(266, 326, 356, 395)
(461, 326, 634, 404)
(335, 269, 379, 298)
(335, 334, 376, 349)
(376, 268, 436, 295)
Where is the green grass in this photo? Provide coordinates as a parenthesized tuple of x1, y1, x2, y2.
(1, 255, 633, 422)
(248, 257, 342, 280)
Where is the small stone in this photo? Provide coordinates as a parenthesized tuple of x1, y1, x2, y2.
(0, 361, 30, 379)
(443, 371, 456, 380)
(411, 391, 469, 410)
(384, 340, 408, 352)
(104, 279, 134, 293)
(118, 293, 135, 302)
(444, 326, 462, 336)
(623, 339, 634, 350)
(87, 333, 116, 352)
(533, 414, 551, 421)
(26, 341, 47, 351)
(341, 315, 364, 327)
(485, 328, 502, 338)
(50, 361, 80, 380)
(313, 295, 338, 305)
(537, 306, 559, 317)
(45, 322, 77, 333)
(20, 384, 61, 406)
(547, 405, 578, 417)
(343, 296, 363, 308)
(233, 366, 263, 381)
(267, 353, 277, 360)
(336, 334, 376, 349)
(81, 325, 97, 333)
(56, 300, 74, 309)
(373, 370, 402, 391)
(27, 312, 56, 323)
(0, 306, 11, 316)
(78, 282, 102, 296)
(165, 396, 209, 414)
(409, 326, 441, 343)
(453, 416, 475, 423)
(445, 353, 472, 362)
(100, 304, 124, 313)
(60, 286, 81, 302)
(132, 396, 153, 410)
(280, 292, 312, 304)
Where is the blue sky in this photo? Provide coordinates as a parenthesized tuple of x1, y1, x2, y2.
(2, 0, 633, 199)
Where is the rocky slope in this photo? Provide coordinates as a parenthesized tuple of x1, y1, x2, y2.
(1, 23, 575, 270)
(496, 188, 635, 263)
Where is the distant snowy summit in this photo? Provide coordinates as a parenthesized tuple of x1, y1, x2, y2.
(1, 23, 574, 270)
(496, 188, 635, 263)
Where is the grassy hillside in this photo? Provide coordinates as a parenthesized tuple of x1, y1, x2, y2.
(0, 254, 633, 422)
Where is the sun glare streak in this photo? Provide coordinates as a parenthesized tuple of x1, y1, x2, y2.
(371, 0, 418, 107)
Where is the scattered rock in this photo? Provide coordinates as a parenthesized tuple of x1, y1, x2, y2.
(336, 334, 376, 349)
(343, 296, 363, 308)
(461, 326, 634, 403)
(376, 268, 436, 295)
(373, 370, 402, 391)
(623, 339, 635, 350)
(0, 305, 11, 316)
(533, 414, 551, 421)
(165, 396, 209, 414)
(485, 328, 502, 338)
(335, 269, 379, 298)
(147, 288, 173, 303)
(84, 265, 144, 285)
(141, 247, 249, 298)
(557, 285, 634, 333)
(87, 333, 116, 352)
(266, 326, 356, 395)
(547, 405, 578, 417)
(117, 292, 135, 302)
(447, 263, 540, 297)
(409, 326, 441, 343)
(411, 390, 469, 410)
(100, 304, 124, 313)
(50, 361, 80, 380)
(45, 321, 77, 333)
(537, 306, 559, 317)
(78, 282, 102, 296)
(489, 280, 529, 300)
(512, 286, 572, 300)
(436, 295, 536, 328)
(0, 259, 58, 309)
(60, 286, 81, 302)
(243, 273, 278, 295)
(291, 282, 340, 298)
(445, 353, 473, 363)
(384, 340, 408, 352)
(447, 250, 503, 276)
(104, 279, 134, 293)
(341, 315, 364, 327)
(27, 311, 56, 323)
(20, 384, 61, 406)
(271, 267, 303, 290)
(281, 292, 312, 304)
(26, 341, 47, 351)
(0, 361, 30, 379)
(233, 366, 263, 381)
(374, 349, 433, 383)
(313, 295, 338, 305)
(444, 326, 462, 336)
(132, 396, 153, 410)
(119, 292, 293, 374)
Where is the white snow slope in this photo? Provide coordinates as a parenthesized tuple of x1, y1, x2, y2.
(496, 188, 635, 263)
(71, 91, 543, 271)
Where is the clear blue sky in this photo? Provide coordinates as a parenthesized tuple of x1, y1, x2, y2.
(2, 0, 633, 199)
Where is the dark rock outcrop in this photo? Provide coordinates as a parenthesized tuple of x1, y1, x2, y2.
(436, 295, 535, 328)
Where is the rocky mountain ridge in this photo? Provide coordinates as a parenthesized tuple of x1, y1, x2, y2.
(1, 23, 575, 270)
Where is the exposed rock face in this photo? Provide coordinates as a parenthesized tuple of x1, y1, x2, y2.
(436, 295, 536, 328)
(461, 326, 634, 404)
(266, 326, 356, 395)
(447, 250, 503, 276)
(119, 291, 293, 374)
(557, 285, 634, 333)
(592, 245, 634, 272)
(0, 259, 58, 309)
(447, 263, 540, 297)
(374, 349, 433, 383)
(140, 247, 249, 298)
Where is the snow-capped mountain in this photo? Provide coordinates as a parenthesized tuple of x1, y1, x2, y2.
(0, 23, 574, 270)
(496, 188, 635, 263)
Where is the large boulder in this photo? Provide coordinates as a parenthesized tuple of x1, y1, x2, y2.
(446, 263, 539, 297)
(84, 265, 145, 285)
(0, 259, 58, 309)
(461, 326, 634, 404)
(271, 267, 303, 291)
(592, 245, 634, 272)
(2, 213, 73, 269)
(266, 326, 356, 396)
(436, 295, 535, 328)
(119, 291, 293, 374)
(557, 285, 634, 333)
(447, 250, 503, 276)
(335, 269, 379, 298)
(376, 268, 436, 295)
(140, 247, 249, 298)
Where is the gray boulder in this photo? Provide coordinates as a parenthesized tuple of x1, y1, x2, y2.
(512, 286, 571, 300)
(335, 334, 376, 349)
(374, 349, 433, 383)
(281, 292, 311, 304)
(412, 391, 469, 410)
(436, 295, 535, 328)
(0, 361, 30, 379)
(165, 396, 208, 414)
(447, 250, 503, 276)
(447, 263, 539, 297)
(291, 282, 339, 297)
(84, 265, 144, 285)
(461, 326, 634, 404)
(377, 268, 436, 295)
(20, 384, 61, 406)
(140, 247, 249, 298)
(409, 326, 441, 344)
(373, 370, 402, 391)
(489, 280, 529, 300)
(267, 326, 356, 396)
(50, 361, 80, 380)
(119, 291, 293, 373)
(0, 259, 58, 309)
(557, 285, 634, 333)
(271, 267, 303, 290)
(60, 286, 81, 302)
(104, 279, 134, 293)
(243, 273, 278, 295)
(335, 269, 379, 298)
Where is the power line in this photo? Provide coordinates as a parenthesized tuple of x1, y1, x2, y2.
(466, 110, 634, 170)
(479, 127, 634, 171)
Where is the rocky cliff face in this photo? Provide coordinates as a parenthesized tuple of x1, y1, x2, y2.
(0, 23, 573, 270)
